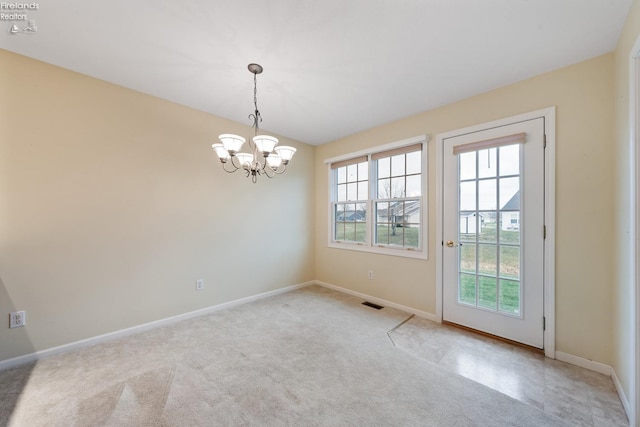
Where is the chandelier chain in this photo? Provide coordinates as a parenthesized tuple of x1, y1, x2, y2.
(249, 72, 262, 136)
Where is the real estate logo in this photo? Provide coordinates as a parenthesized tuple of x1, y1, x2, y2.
(2, 2, 39, 35)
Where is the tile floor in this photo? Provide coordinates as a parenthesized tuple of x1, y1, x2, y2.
(389, 316, 629, 427)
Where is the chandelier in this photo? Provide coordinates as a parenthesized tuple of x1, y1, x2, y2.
(212, 63, 296, 183)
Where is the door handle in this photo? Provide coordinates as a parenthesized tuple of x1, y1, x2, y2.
(446, 240, 455, 247)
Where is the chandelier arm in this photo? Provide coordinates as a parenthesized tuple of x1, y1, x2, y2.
(233, 155, 247, 170)
(262, 161, 288, 177)
(221, 159, 240, 173)
(272, 164, 287, 175)
(261, 162, 276, 178)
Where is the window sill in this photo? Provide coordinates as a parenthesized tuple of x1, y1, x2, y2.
(328, 241, 428, 260)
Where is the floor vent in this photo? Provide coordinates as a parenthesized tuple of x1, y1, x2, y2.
(362, 301, 384, 310)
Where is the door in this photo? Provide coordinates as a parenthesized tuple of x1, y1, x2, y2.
(442, 118, 545, 348)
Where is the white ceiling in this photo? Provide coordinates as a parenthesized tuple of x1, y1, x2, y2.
(0, 0, 632, 145)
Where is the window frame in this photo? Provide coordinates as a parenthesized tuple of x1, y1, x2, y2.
(325, 135, 429, 260)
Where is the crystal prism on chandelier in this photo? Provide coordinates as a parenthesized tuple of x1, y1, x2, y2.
(212, 63, 296, 183)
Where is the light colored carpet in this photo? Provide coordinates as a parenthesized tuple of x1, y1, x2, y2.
(0, 285, 571, 426)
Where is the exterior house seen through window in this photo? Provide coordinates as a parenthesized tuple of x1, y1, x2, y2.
(328, 136, 427, 259)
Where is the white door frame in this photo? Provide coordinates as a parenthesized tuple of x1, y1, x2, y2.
(631, 32, 640, 427)
(435, 107, 556, 358)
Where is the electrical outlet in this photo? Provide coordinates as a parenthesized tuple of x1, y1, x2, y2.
(368, 270, 374, 280)
(195, 279, 204, 291)
(9, 311, 26, 328)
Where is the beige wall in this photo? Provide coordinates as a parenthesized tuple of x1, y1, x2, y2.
(0, 50, 316, 363)
(315, 54, 615, 364)
(613, 0, 640, 410)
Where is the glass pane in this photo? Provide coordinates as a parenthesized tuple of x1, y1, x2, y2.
(337, 183, 347, 202)
(335, 222, 345, 240)
(390, 177, 405, 198)
(334, 204, 345, 240)
(459, 213, 477, 242)
(499, 212, 520, 244)
(479, 212, 497, 242)
(376, 224, 389, 245)
(459, 152, 476, 181)
(499, 246, 520, 279)
(358, 162, 368, 181)
(499, 279, 520, 314)
(500, 177, 519, 210)
(406, 174, 421, 197)
(478, 148, 497, 178)
(403, 200, 420, 224)
(354, 222, 367, 243)
(478, 179, 497, 210)
(347, 164, 358, 182)
(499, 144, 520, 176)
(388, 223, 404, 245)
(459, 181, 476, 211)
(347, 182, 357, 201)
(343, 222, 354, 241)
(377, 202, 389, 222)
(404, 223, 419, 248)
(478, 244, 497, 275)
(378, 178, 391, 199)
(358, 181, 368, 200)
(406, 151, 421, 175)
(346, 203, 357, 220)
(460, 243, 476, 273)
(356, 203, 367, 222)
(378, 157, 390, 178)
(391, 154, 405, 176)
(337, 167, 347, 184)
(459, 273, 476, 305)
(478, 276, 497, 310)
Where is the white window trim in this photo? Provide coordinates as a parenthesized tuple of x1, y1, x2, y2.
(325, 135, 429, 260)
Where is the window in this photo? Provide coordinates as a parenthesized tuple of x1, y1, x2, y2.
(333, 156, 368, 243)
(327, 136, 427, 259)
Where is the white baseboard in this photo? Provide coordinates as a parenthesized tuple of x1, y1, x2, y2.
(610, 366, 632, 421)
(555, 351, 613, 375)
(0, 281, 313, 372)
(555, 350, 632, 421)
(314, 280, 438, 321)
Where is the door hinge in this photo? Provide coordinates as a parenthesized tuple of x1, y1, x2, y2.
(543, 225, 547, 239)
(543, 316, 546, 331)
(543, 134, 547, 148)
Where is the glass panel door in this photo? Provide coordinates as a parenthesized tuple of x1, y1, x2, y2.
(442, 117, 545, 348)
(458, 145, 521, 316)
